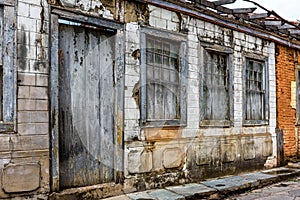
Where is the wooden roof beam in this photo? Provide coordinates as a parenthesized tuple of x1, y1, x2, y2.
(289, 29, 300, 35)
(232, 7, 257, 14)
(212, 0, 236, 6)
(264, 20, 282, 26)
(249, 13, 269, 19)
(278, 24, 296, 29)
(194, 0, 233, 14)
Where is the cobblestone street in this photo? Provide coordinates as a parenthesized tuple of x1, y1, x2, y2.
(227, 177, 300, 200)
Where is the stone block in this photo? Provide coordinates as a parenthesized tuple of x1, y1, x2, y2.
(149, 5, 161, 18)
(263, 140, 273, 157)
(2, 163, 40, 193)
(18, 99, 48, 111)
(221, 143, 236, 163)
(18, 111, 48, 123)
(19, 0, 40, 6)
(163, 147, 184, 169)
(196, 150, 210, 165)
(202, 176, 257, 192)
(167, 21, 179, 32)
(243, 141, 256, 160)
(128, 148, 152, 173)
(36, 74, 48, 86)
(127, 189, 185, 200)
(166, 183, 216, 197)
(29, 60, 49, 74)
(18, 73, 35, 85)
(106, 195, 131, 200)
(126, 22, 139, 32)
(12, 135, 49, 151)
(29, 5, 42, 19)
(18, 16, 37, 32)
(29, 86, 48, 99)
(155, 18, 167, 29)
(18, 2, 30, 17)
(18, 86, 30, 99)
(161, 9, 172, 21)
(18, 123, 49, 135)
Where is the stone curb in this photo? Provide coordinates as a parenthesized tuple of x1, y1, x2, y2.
(51, 165, 300, 200)
(108, 166, 300, 200)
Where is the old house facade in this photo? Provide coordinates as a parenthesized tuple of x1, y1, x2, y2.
(276, 45, 300, 160)
(0, 0, 299, 199)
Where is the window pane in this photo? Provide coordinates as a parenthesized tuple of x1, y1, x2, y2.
(245, 59, 265, 120)
(146, 36, 180, 120)
(203, 52, 229, 120)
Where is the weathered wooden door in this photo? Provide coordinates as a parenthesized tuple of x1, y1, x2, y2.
(58, 24, 115, 189)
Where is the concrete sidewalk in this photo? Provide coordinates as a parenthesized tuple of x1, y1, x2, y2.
(104, 164, 300, 200)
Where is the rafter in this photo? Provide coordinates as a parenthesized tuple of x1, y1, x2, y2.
(278, 24, 296, 29)
(232, 7, 256, 14)
(194, 0, 233, 14)
(289, 29, 300, 35)
(249, 13, 269, 19)
(212, 0, 236, 6)
(264, 20, 282, 26)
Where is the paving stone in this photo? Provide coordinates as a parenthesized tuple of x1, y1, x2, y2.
(289, 189, 300, 197)
(261, 167, 300, 177)
(201, 176, 257, 192)
(255, 194, 294, 200)
(105, 195, 131, 200)
(127, 189, 185, 200)
(241, 172, 277, 182)
(166, 183, 216, 197)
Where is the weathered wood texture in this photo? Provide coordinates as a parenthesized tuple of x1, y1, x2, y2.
(212, 0, 236, 6)
(145, 38, 180, 120)
(140, 28, 187, 127)
(276, 128, 284, 166)
(203, 51, 229, 121)
(114, 29, 125, 183)
(199, 43, 233, 127)
(243, 58, 269, 125)
(0, 7, 3, 120)
(2, 5, 15, 131)
(50, 14, 60, 191)
(245, 59, 264, 120)
(58, 24, 115, 188)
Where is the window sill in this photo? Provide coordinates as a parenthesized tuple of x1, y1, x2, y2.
(243, 120, 269, 127)
(200, 120, 233, 128)
(0, 123, 14, 133)
(142, 119, 186, 128)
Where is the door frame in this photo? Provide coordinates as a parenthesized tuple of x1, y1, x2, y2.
(49, 8, 125, 192)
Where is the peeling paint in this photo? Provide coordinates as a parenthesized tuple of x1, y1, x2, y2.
(132, 82, 140, 108)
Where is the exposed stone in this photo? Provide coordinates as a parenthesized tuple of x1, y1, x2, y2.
(243, 141, 256, 160)
(2, 163, 40, 193)
(128, 148, 152, 173)
(166, 183, 216, 197)
(221, 143, 237, 163)
(163, 147, 183, 169)
(127, 189, 185, 200)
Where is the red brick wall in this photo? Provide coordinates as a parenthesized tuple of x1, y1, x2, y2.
(276, 44, 300, 157)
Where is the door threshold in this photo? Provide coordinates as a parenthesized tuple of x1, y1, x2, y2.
(50, 182, 123, 199)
